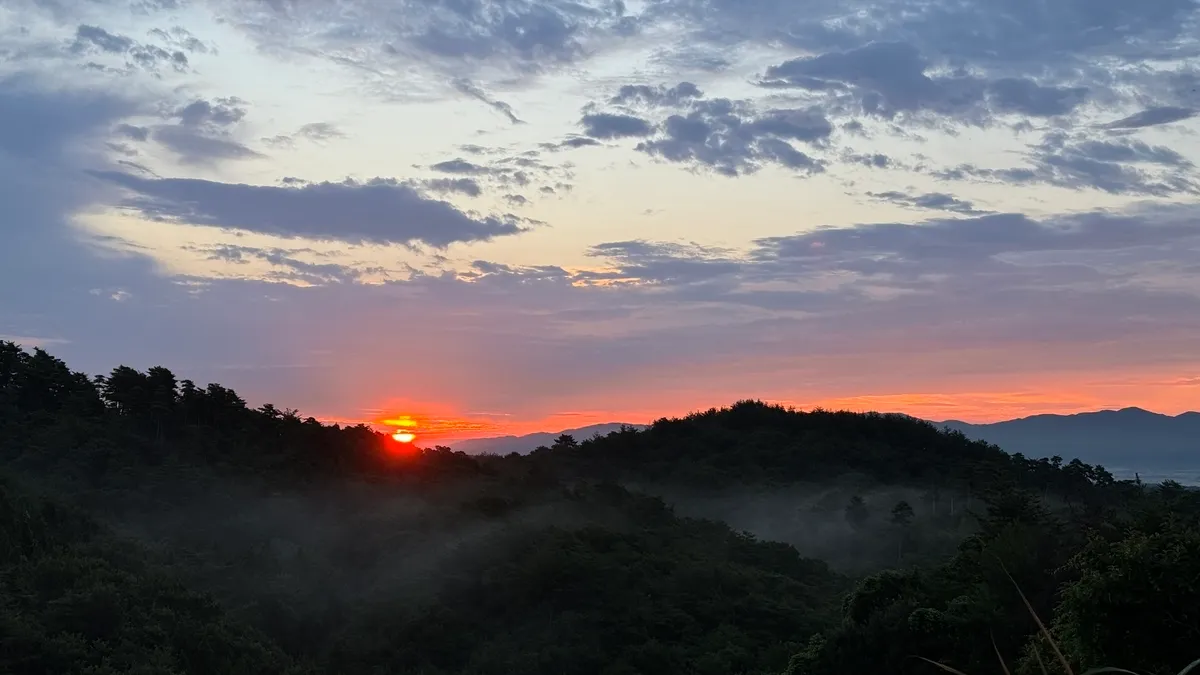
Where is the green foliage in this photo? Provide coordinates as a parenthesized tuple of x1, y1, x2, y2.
(0, 477, 301, 675)
(2, 341, 1198, 675)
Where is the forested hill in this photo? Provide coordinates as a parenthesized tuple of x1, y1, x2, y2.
(3, 340, 1200, 675)
(528, 400, 1116, 501)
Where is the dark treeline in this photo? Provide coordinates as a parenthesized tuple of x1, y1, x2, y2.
(2, 340, 1198, 675)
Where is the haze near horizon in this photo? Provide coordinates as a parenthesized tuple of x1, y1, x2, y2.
(3, 0, 1199, 442)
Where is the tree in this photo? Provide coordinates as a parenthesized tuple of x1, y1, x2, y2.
(890, 501, 915, 562)
(845, 495, 869, 529)
(890, 501, 914, 527)
(1019, 525, 1200, 675)
(551, 434, 578, 451)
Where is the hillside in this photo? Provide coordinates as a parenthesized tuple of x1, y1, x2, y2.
(3, 340, 1200, 675)
(939, 407, 1200, 474)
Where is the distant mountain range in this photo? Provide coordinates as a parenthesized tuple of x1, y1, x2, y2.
(448, 423, 647, 456)
(935, 407, 1200, 474)
(449, 408, 1199, 475)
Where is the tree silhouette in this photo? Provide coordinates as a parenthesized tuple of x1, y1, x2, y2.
(845, 495, 870, 529)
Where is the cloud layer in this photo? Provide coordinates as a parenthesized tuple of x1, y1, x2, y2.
(2, 0, 1199, 430)
(96, 172, 527, 247)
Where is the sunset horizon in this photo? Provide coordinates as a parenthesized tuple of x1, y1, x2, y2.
(3, 0, 1198, 451)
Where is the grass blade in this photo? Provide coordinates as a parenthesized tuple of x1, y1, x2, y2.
(913, 656, 972, 675)
(1177, 658, 1200, 675)
(1079, 669, 1141, 675)
(999, 561, 1073, 675)
(1032, 640, 1049, 675)
(992, 632, 1013, 675)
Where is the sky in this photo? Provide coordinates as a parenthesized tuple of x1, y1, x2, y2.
(2, 0, 1200, 442)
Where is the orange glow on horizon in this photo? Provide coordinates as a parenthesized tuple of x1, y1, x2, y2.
(344, 366, 1199, 445)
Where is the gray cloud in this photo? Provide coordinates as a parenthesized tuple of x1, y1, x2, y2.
(173, 97, 246, 127)
(580, 112, 654, 139)
(652, 0, 1199, 72)
(609, 82, 703, 108)
(541, 136, 602, 150)
(70, 25, 133, 54)
(452, 79, 524, 124)
(574, 82, 836, 175)
(845, 152, 892, 168)
(759, 41, 1088, 123)
(751, 209, 1200, 273)
(866, 191, 986, 215)
(185, 244, 376, 285)
(427, 152, 569, 197)
(114, 123, 150, 142)
(413, 204, 1200, 406)
(431, 158, 489, 175)
(92, 172, 528, 248)
(1100, 107, 1197, 130)
(152, 125, 263, 164)
(68, 24, 190, 74)
(147, 26, 213, 55)
(127, 96, 264, 165)
(263, 122, 346, 149)
(297, 122, 345, 141)
(220, 0, 638, 80)
(633, 97, 831, 176)
(0, 77, 214, 377)
(586, 240, 743, 285)
(938, 132, 1198, 196)
(424, 177, 484, 197)
(1, 78, 135, 161)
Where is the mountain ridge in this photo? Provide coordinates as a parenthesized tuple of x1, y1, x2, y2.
(449, 407, 1199, 472)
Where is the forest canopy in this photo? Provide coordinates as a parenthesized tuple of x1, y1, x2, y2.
(2, 340, 1198, 675)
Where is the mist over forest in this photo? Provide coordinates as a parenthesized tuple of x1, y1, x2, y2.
(3, 341, 1199, 675)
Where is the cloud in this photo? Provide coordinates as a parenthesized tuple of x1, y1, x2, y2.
(758, 41, 1088, 123)
(263, 122, 346, 149)
(580, 112, 654, 139)
(114, 124, 150, 142)
(541, 136, 602, 150)
(184, 244, 377, 285)
(609, 82, 703, 108)
(91, 171, 528, 248)
(152, 125, 263, 164)
(146, 26, 213, 55)
(845, 152, 892, 168)
(6, 65, 1199, 421)
(585, 240, 743, 285)
(219, 0, 638, 80)
(452, 79, 524, 124)
(653, 0, 1198, 73)
(67, 24, 190, 74)
(749, 209, 1200, 279)
(938, 132, 1198, 196)
(573, 82, 836, 175)
(431, 158, 489, 175)
(866, 191, 986, 215)
(296, 122, 344, 141)
(134, 97, 262, 164)
(1100, 107, 1197, 130)
(633, 97, 831, 176)
(173, 97, 246, 127)
(0, 76, 206, 375)
(426, 153, 569, 196)
(0, 78, 136, 161)
(424, 177, 484, 197)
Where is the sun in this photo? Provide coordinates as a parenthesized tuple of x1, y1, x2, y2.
(392, 431, 416, 444)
